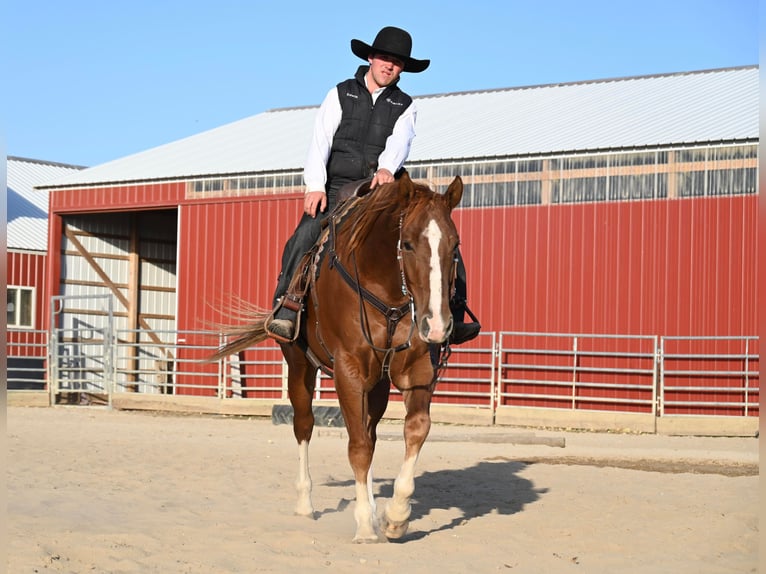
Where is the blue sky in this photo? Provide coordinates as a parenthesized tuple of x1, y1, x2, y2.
(5, 0, 759, 167)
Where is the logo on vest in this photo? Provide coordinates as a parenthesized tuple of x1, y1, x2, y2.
(386, 98, 404, 106)
(345, 92, 359, 99)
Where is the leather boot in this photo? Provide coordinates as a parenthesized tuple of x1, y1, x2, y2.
(449, 296, 481, 345)
(450, 321, 481, 345)
(267, 306, 297, 342)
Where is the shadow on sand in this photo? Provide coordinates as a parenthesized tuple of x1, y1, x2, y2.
(321, 460, 546, 542)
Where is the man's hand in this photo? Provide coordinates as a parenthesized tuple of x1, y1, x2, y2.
(304, 191, 327, 217)
(371, 168, 394, 189)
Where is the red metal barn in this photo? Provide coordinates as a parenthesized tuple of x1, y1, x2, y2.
(34, 67, 759, 429)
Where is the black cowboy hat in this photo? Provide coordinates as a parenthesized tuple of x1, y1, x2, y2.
(351, 26, 430, 73)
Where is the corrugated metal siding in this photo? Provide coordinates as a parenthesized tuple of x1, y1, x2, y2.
(177, 195, 302, 331)
(39, 67, 758, 188)
(9, 249, 47, 335)
(49, 181, 186, 212)
(5, 251, 48, 368)
(59, 214, 131, 336)
(7, 157, 84, 250)
(425, 68, 757, 158)
(453, 195, 757, 338)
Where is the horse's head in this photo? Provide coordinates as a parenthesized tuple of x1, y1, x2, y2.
(396, 173, 463, 344)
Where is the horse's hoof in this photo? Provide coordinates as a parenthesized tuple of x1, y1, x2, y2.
(294, 508, 317, 520)
(383, 519, 409, 540)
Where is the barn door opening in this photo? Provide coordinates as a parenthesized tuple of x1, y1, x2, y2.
(56, 209, 178, 400)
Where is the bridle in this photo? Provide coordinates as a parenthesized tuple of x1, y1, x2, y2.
(326, 211, 415, 378)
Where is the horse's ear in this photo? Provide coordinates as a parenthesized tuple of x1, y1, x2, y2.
(444, 176, 463, 209)
(397, 171, 416, 203)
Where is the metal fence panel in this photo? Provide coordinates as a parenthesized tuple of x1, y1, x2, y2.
(660, 336, 760, 416)
(7, 328, 48, 391)
(496, 332, 658, 414)
(8, 324, 758, 423)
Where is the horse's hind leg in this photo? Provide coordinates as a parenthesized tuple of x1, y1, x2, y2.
(283, 345, 317, 518)
(383, 385, 432, 540)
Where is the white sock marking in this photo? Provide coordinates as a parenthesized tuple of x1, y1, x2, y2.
(295, 440, 314, 516)
(387, 454, 419, 523)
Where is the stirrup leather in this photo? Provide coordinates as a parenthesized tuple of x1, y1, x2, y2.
(266, 249, 315, 343)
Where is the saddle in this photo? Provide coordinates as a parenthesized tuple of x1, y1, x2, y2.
(336, 177, 373, 204)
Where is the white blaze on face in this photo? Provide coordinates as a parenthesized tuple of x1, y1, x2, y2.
(424, 219, 447, 338)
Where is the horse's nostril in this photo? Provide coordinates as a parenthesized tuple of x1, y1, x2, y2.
(420, 314, 432, 335)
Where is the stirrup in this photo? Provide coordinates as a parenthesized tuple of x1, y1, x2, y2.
(265, 295, 303, 343)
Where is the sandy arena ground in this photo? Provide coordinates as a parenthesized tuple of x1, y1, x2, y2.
(7, 406, 759, 573)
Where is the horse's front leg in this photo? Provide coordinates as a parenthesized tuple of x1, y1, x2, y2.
(383, 385, 432, 540)
(336, 376, 385, 543)
(351, 460, 380, 543)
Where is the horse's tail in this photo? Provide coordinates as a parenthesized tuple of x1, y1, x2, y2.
(207, 307, 273, 361)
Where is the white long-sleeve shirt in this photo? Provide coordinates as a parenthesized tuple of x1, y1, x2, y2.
(303, 77, 418, 194)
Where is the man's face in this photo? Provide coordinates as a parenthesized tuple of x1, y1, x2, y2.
(367, 53, 404, 89)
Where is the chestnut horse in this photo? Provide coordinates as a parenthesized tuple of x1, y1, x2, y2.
(213, 173, 463, 542)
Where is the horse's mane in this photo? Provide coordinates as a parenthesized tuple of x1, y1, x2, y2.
(344, 178, 439, 253)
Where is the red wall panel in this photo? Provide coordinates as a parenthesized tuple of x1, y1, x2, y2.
(453, 196, 757, 339)
(7, 250, 48, 353)
(8, 251, 47, 317)
(176, 195, 303, 333)
(49, 182, 187, 213)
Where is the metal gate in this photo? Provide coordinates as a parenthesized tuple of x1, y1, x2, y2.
(49, 294, 116, 406)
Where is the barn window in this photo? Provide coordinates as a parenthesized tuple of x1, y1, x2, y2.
(609, 174, 664, 200)
(191, 180, 223, 192)
(677, 171, 706, 197)
(7, 286, 34, 328)
(676, 145, 758, 197)
(516, 159, 543, 173)
(407, 166, 429, 180)
(552, 176, 607, 203)
(473, 161, 513, 207)
(706, 167, 758, 195)
(516, 180, 542, 204)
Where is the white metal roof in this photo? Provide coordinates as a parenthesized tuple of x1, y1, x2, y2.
(7, 156, 85, 250)
(40, 66, 758, 189)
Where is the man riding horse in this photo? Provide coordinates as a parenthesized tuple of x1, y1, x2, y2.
(267, 26, 480, 345)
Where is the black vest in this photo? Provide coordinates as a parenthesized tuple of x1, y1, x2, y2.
(326, 66, 412, 192)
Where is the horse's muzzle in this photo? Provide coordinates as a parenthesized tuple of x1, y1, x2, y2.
(419, 313, 453, 344)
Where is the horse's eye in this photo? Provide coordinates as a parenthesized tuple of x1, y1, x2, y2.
(402, 241, 414, 251)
